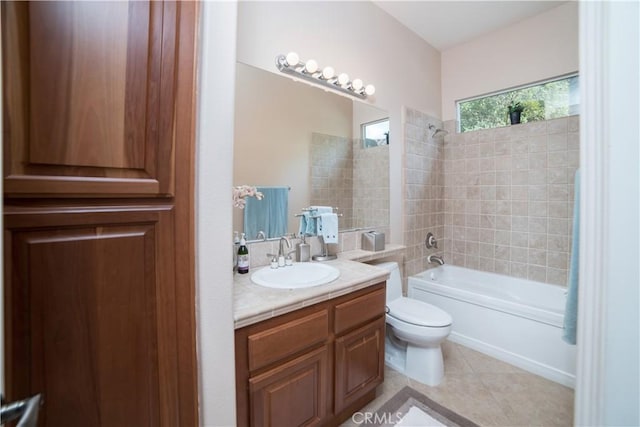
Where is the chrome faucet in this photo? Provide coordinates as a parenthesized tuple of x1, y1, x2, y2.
(278, 236, 291, 258)
(427, 254, 445, 265)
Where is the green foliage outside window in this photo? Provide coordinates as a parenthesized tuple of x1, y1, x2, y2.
(458, 75, 579, 133)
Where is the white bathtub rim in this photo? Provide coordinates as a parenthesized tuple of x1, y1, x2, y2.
(413, 265, 567, 311)
(447, 333, 576, 389)
(409, 284, 564, 329)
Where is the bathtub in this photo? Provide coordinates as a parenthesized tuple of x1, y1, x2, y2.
(408, 265, 576, 388)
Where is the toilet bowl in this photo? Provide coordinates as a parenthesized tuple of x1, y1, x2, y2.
(372, 261, 452, 386)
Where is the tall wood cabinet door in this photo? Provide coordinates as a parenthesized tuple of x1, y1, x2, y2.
(249, 346, 329, 427)
(334, 317, 385, 414)
(4, 205, 180, 427)
(2, 1, 184, 197)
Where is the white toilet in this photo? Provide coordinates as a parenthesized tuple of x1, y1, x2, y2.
(373, 261, 452, 386)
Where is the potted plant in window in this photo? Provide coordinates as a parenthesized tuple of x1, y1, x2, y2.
(508, 102, 525, 125)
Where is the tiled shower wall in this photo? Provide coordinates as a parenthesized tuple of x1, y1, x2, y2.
(441, 116, 579, 285)
(310, 133, 354, 229)
(403, 108, 445, 277)
(353, 141, 389, 229)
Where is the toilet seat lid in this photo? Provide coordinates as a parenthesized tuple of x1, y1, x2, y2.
(387, 297, 452, 327)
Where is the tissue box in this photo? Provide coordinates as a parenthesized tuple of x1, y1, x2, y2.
(361, 231, 385, 252)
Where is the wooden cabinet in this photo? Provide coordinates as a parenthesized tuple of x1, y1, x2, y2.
(3, 1, 181, 197)
(249, 347, 329, 427)
(4, 205, 178, 426)
(2, 1, 198, 426)
(235, 283, 386, 427)
(334, 318, 385, 414)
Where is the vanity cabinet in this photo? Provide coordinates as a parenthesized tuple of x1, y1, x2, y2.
(235, 283, 386, 426)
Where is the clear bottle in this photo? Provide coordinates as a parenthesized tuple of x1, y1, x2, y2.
(237, 233, 250, 274)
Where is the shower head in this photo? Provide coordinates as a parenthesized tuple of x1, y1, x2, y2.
(428, 123, 449, 138)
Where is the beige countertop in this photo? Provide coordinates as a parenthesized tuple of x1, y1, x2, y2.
(233, 258, 390, 329)
(338, 243, 406, 262)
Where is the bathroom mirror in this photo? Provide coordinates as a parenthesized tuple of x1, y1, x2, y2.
(233, 62, 390, 239)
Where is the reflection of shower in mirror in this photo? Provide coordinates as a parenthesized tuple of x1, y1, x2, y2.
(428, 123, 449, 139)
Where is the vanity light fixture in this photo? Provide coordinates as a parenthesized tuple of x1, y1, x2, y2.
(276, 52, 375, 99)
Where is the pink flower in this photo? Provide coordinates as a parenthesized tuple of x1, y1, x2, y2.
(233, 185, 264, 209)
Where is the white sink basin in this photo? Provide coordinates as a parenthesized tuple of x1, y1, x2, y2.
(250, 262, 340, 289)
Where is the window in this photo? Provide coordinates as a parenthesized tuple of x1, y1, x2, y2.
(361, 118, 389, 148)
(457, 74, 579, 133)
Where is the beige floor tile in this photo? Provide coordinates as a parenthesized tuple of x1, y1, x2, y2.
(442, 340, 474, 374)
(343, 342, 574, 427)
(457, 344, 528, 374)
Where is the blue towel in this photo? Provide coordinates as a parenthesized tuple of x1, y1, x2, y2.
(244, 186, 289, 239)
(563, 169, 580, 345)
(298, 212, 317, 236)
(319, 213, 339, 244)
(311, 206, 333, 235)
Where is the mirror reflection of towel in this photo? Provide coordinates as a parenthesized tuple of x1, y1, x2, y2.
(319, 213, 338, 244)
(311, 206, 332, 235)
(299, 212, 317, 236)
(244, 186, 289, 239)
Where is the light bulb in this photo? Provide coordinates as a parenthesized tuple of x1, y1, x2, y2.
(365, 84, 376, 96)
(352, 78, 363, 91)
(337, 73, 349, 86)
(305, 59, 318, 74)
(322, 66, 334, 80)
(285, 52, 299, 66)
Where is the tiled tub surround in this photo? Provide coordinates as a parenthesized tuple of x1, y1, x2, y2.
(310, 132, 390, 232)
(311, 133, 355, 229)
(403, 108, 445, 277)
(442, 116, 579, 285)
(353, 140, 390, 229)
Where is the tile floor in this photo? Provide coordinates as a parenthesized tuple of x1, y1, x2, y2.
(341, 341, 574, 427)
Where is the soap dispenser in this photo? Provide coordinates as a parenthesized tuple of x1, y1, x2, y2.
(296, 235, 310, 262)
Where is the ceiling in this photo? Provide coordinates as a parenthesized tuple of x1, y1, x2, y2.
(374, 1, 566, 51)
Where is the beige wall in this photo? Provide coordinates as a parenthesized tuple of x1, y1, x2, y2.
(233, 63, 352, 236)
(441, 2, 579, 121)
(237, 1, 442, 242)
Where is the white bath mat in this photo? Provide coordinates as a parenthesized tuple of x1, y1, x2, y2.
(396, 406, 446, 426)
(368, 386, 479, 427)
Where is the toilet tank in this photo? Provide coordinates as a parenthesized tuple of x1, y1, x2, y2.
(369, 261, 402, 302)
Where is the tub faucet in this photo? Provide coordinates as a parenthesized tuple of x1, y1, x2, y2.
(428, 254, 445, 265)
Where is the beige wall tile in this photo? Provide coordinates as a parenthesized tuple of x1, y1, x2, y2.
(436, 116, 578, 285)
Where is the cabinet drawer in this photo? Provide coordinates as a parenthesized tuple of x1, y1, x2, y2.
(334, 286, 385, 335)
(248, 310, 329, 372)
